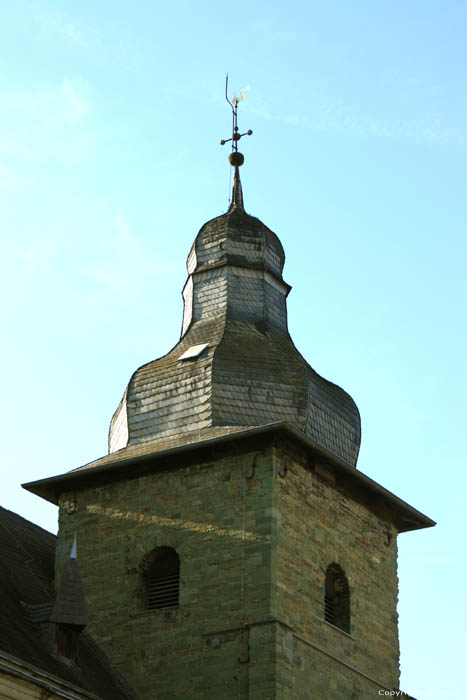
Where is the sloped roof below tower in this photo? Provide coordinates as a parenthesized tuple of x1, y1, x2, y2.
(0, 506, 139, 700)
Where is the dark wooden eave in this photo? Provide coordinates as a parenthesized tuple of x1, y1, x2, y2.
(22, 421, 435, 534)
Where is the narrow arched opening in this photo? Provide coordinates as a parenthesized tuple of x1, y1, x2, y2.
(143, 547, 180, 611)
(324, 563, 350, 633)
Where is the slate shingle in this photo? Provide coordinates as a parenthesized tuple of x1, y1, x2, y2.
(107, 171, 361, 467)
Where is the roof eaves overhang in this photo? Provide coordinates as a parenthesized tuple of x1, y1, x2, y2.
(0, 650, 105, 700)
(22, 422, 435, 533)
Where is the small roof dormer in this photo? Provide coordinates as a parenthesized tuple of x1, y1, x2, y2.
(50, 536, 88, 630)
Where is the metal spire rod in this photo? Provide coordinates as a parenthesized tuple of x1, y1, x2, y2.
(220, 74, 253, 166)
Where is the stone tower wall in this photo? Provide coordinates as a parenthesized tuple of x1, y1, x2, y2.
(56, 447, 277, 700)
(271, 441, 400, 697)
(55, 440, 401, 699)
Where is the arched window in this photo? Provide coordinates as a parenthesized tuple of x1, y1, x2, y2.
(143, 547, 180, 611)
(324, 563, 350, 633)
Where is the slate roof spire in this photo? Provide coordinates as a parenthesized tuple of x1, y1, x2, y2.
(70, 534, 77, 559)
(105, 94, 361, 467)
(228, 165, 244, 212)
(50, 535, 88, 628)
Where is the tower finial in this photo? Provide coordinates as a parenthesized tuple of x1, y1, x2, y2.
(220, 74, 253, 169)
(228, 166, 244, 212)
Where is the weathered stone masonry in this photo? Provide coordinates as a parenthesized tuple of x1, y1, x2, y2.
(56, 445, 277, 700)
(54, 433, 404, 700)
(271, 441, 400, 696)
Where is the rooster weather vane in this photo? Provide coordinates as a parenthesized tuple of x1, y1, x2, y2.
(220, 74, 253, 167)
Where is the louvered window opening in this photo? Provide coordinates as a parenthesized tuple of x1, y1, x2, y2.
(324, 564, 350, 633)
(144, 547, 180, 611)
(147, 573, 179, 610)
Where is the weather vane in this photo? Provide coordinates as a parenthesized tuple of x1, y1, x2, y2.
(220, 74, 253, 167)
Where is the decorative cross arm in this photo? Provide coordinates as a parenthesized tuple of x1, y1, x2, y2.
(220, 74, 253, 167)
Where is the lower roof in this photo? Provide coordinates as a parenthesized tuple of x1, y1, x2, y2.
(0, 506, 139, 700)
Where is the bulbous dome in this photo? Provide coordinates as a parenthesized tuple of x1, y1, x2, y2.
(109, 168, 361, 466)
(188, 203, 285, 279)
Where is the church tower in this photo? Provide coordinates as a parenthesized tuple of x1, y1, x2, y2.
(25, 114, 434, 699)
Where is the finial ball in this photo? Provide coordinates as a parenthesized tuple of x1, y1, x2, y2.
(229, 152, 244, 167)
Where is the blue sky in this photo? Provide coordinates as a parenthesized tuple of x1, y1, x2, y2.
(1, 1, 466, 696)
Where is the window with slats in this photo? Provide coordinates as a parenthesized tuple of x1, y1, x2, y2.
(144, 547, 180, 611)
(324, 563, 350, 633)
